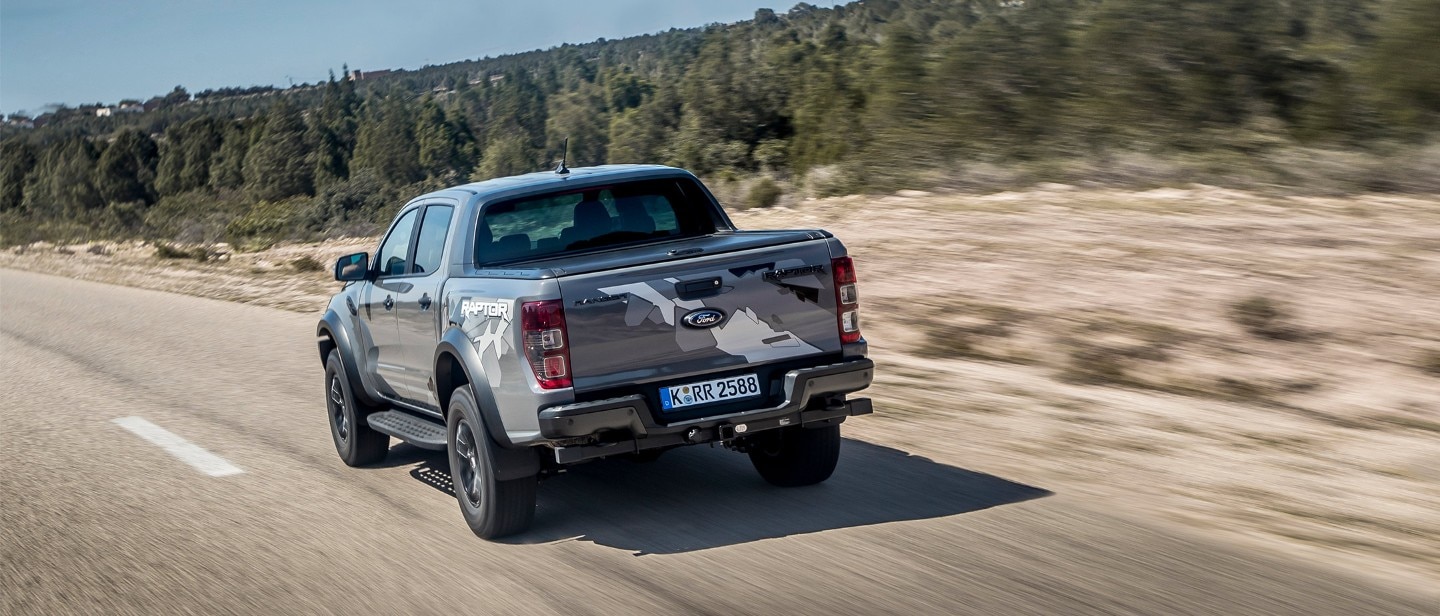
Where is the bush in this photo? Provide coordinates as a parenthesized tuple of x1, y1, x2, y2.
(225, 196, 322, 246)
(155, 243, 208, 261)
(746, 177, 783, 209)
(1229, 295, 1304, 341)
(1419, 350, 1440, 376)
(290, 255, 324, 272)
(144, 190, 246, 244)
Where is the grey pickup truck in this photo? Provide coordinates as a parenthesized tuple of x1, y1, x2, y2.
(317, 164, 873, 538)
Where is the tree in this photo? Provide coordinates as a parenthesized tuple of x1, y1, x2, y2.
(22, 138, 103, 217)
(351, 94, 422, 186)
(471, 135, 536, 181)
(931, 1, 1078, 158)
(1367, 0, 1440, 133)
(861, 23, 940, 182)
(156, 116, 224, 196)
(415, 97, 470, 180)
(209, 119, 254, 191)
(790, 28, 864, 173)
(545, 86, 609, 166)
(0, 140, 37, 211)
(608, 83, 681, 164)
(308, 71, 362, 188)
(243, 101, 314, 201)
(94, 128, 160, 205)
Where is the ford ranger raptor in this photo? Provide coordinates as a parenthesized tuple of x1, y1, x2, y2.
(317, 164, 873, 538)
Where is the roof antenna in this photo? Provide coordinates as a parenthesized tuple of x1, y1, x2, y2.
(555, 138, 570, 175)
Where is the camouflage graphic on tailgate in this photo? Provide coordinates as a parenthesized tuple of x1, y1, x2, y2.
(562, 251, 841, 392)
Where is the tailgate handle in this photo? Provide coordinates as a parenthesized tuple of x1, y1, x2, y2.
(676, 277, 723, 300)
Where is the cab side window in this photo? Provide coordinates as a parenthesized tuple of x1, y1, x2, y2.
(413, 205, 454, 275)
(376, 208, 419, 277)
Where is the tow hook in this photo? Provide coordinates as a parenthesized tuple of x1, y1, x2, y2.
(717, 423, 748, 440)
(683, 427, 703, 443)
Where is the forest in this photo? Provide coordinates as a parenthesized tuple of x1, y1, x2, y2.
(1, 0, 1437, 247)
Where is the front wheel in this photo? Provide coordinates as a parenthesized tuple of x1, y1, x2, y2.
(324, 350, 389, 466)
(748, 424, 841, 487)
(447, 386, 537, 539)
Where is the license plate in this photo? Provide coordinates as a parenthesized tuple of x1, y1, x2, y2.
(659, 374, 761, 411)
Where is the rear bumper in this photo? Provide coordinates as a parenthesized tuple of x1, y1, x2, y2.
(537, 358, 874, 464)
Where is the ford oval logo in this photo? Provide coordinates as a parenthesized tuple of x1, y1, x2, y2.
(681, 308, 726, 329)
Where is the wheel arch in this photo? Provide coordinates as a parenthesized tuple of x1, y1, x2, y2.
(434, 328, 515, 448)
(317, 309, 381, 408)
(436, 329, 539, 480)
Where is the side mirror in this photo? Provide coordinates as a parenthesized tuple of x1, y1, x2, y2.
(335, 252, 370, 281)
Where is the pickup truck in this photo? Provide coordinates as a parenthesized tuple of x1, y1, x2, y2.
(317, 164, 873, 538)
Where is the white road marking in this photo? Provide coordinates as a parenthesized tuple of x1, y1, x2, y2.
(112, 416, 244, 477)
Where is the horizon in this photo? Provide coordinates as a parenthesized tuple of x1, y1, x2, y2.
(0, 0, 844, 117)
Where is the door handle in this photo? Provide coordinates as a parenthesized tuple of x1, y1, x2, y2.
(383, 295, 394, 310)
(418, 293, 432, 311)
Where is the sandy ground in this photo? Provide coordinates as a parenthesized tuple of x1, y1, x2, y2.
(3, 185, 1438, 593)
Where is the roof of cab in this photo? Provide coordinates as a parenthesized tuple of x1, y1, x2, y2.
(416, 164, 694, 204)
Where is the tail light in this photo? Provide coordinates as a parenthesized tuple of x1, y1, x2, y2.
(832, 256, 861, 344)
(521, 300, 572, 389)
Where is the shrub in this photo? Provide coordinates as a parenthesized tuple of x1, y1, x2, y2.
(1419, 350, 1440, 376)
(1229, 295, 1304, 341)
(225, 196, 322, 245)
(155, 243, 208, 261)
(290, 255, 324, 272)
(746, 177, 783, 209)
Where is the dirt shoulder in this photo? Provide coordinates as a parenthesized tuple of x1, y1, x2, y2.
(4, 185, 1438, 594)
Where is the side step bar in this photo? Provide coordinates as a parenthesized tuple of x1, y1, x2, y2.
(367, 410, 448, 450)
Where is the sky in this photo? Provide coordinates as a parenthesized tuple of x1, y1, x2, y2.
(0, 0, 844, 117)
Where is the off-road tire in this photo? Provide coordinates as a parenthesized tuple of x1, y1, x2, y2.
(748, 424, 841, 487)
(447, 386, 537, 539)
(324, 350, 389, 466)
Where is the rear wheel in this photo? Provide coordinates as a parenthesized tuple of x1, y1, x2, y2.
(324, 350, 389, 466)
(748, 424, 841, 487)
(447, 386, 537, 539)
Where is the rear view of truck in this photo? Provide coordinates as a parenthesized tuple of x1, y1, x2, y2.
(320, 164, 873, 539)
(496, 171, 873, 479)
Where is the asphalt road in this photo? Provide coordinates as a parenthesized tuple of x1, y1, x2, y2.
(1, 269, 1431, 615)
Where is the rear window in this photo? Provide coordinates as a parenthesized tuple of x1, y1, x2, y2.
(475, 178, 717, 266)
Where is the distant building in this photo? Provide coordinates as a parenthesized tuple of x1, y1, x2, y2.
(96, 107, 114, 117)
(348, 69, 393, 81)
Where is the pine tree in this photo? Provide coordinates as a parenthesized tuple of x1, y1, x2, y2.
(209, 119, 255, 191)
(862, 23, 940, 183)
(790, 27, 863, 173)
(471, 135, 536, 181)
(94, 128, 160, 205)
(608, 83, 680, 164)
(351, 94, 422, 186)
(545, 86, 609, 167)
(1367, 0, 1440, 133)
(243, 101, 314, 201)
(0, 140, 37, 212)
(156, 116, 224, 196)
(415, 98, 469, 180)
(22, 138, 103, 217)
(308, 71, 362, 188)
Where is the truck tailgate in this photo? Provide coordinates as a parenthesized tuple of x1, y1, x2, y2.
(559, 238, 841, 393)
